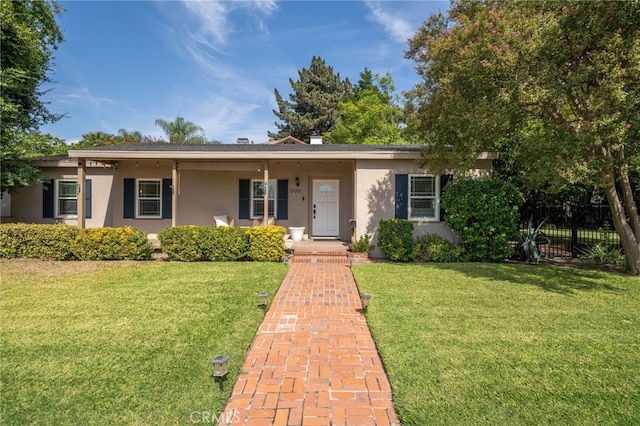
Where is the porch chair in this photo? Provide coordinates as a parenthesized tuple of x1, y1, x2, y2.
(252, 216, 276, 226)
(213, 215, 235, 227)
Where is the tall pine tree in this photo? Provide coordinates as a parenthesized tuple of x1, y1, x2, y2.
(269, 56, 351, 142)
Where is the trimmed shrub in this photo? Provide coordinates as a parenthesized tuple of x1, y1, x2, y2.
(158, 226, 207, 261)
(378, 219, 414, 261)
(72, 227, 152, 260)
(0, 223, 79, 260)
(441, 178, 524, 262)
(349, 234, 375, 253)
(246, 226, 286, 262)
(200, 227, 250, 261)
(413, 233, 464, 262)
(158, 226, 251, 262)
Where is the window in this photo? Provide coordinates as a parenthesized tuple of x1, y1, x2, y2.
(137, 179, 161, 218)
(56, 180, 78, 217)
(251, 180, 276, 218)
(409, 175, 438, 220)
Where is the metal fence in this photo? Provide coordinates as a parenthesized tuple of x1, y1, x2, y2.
(518, 203, 619, 258)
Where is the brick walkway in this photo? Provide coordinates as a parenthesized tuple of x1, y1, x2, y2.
(221, 263, 400, 426)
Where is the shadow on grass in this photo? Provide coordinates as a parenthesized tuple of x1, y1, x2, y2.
(375, 261, 629, 295)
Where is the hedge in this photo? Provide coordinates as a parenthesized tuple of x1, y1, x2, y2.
(200, 226, 250, 261)
(246, 226, 286, 262)
(2, 223, 286, 263)
(158, 226, 209, 261)
(413, 233, 464, 263)
(0, 224, 79, 260)
(158, 226, 250, 262)
(71, 227, 152, 260)
(441, 178, 524, 262)
(378, 219, 414, 261)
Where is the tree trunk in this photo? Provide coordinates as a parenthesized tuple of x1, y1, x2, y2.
(619, 170, 640, 240)
(603, 182, 640, 275)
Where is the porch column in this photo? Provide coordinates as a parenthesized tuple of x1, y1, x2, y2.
(172, 160, 178, 228)
(77, 160, 86, 228)
(263, 160, 269, 225)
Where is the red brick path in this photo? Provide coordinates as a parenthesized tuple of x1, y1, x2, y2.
(220, 263, 400, 426)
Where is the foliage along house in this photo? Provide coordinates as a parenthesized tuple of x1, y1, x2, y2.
(8, 136, 496, 257)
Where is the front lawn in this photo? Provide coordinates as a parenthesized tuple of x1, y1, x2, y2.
(0, 259, 287, 425)
(352, 263, 640, 425)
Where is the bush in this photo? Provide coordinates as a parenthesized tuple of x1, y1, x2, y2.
(246, 226, 286, 262)
(158, 226, 252, 262)
(378, 219, 414, 261)
(72, 227, 152, 260)
(0, 224, 79, 260)
(200, 227, 250, 261)
(442, 178, 524, 262)
(349, 234, 375, 253)
(158, 226, 208, 261)
(580, 226, 626, 266)
(413, 233, 464, 262)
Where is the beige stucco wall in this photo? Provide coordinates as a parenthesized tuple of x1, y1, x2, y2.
(355, 158, 493, 258)
(10, 155, 493, 254)
(106, 159, 354, 239)
(109, 161, 172, 233)
(10, 166, 114, 228)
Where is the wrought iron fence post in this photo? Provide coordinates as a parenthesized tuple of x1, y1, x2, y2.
(571, 204, 579, 258)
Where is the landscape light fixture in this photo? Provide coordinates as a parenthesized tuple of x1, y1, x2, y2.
(360, 294, 372, 312)
(258, 292, 269, 312)
(210, 355, 230, 391)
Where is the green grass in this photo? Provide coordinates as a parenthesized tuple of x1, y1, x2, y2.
(352, 263, 640, 425)
(539, 227, 621, 246)
(1, 259, 287, 425)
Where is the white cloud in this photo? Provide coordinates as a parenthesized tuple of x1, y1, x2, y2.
(159, 1, 279, 83)
(181, 1, 230, 49)
(364, 1, 416, 44)
(249, 0, 278, 15)
(55, 87, 116, 110)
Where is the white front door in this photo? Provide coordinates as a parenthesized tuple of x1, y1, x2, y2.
(312, 179, 339, 237)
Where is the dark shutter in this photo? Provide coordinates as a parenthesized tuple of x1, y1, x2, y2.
(239, 179, 250, 219)
(277, 179, 288, 220)
(85, 179, 92, 219)
(394, 174, 408, 219)
(439, 174, 453, 221)
(123, 178, 135, 218)
(161, 178, 172, 219)
(43, 179, 54, 218)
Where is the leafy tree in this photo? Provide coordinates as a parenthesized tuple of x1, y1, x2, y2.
(1, 132, 67, 192)
(269, 56, 352, 142)
(116, 128, 151, 144)
(1, 0, 64, 194)
(405, 1, 640, 274)
(72, 132, 118, 149)
(71, 130, 156, 149)
(154, 116, 206, 144)
(331, 69, 405, 144)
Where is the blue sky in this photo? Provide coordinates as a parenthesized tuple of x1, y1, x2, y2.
(41, 1, 447, 144)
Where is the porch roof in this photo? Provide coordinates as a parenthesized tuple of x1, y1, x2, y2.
(67, 143, 498, 161)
